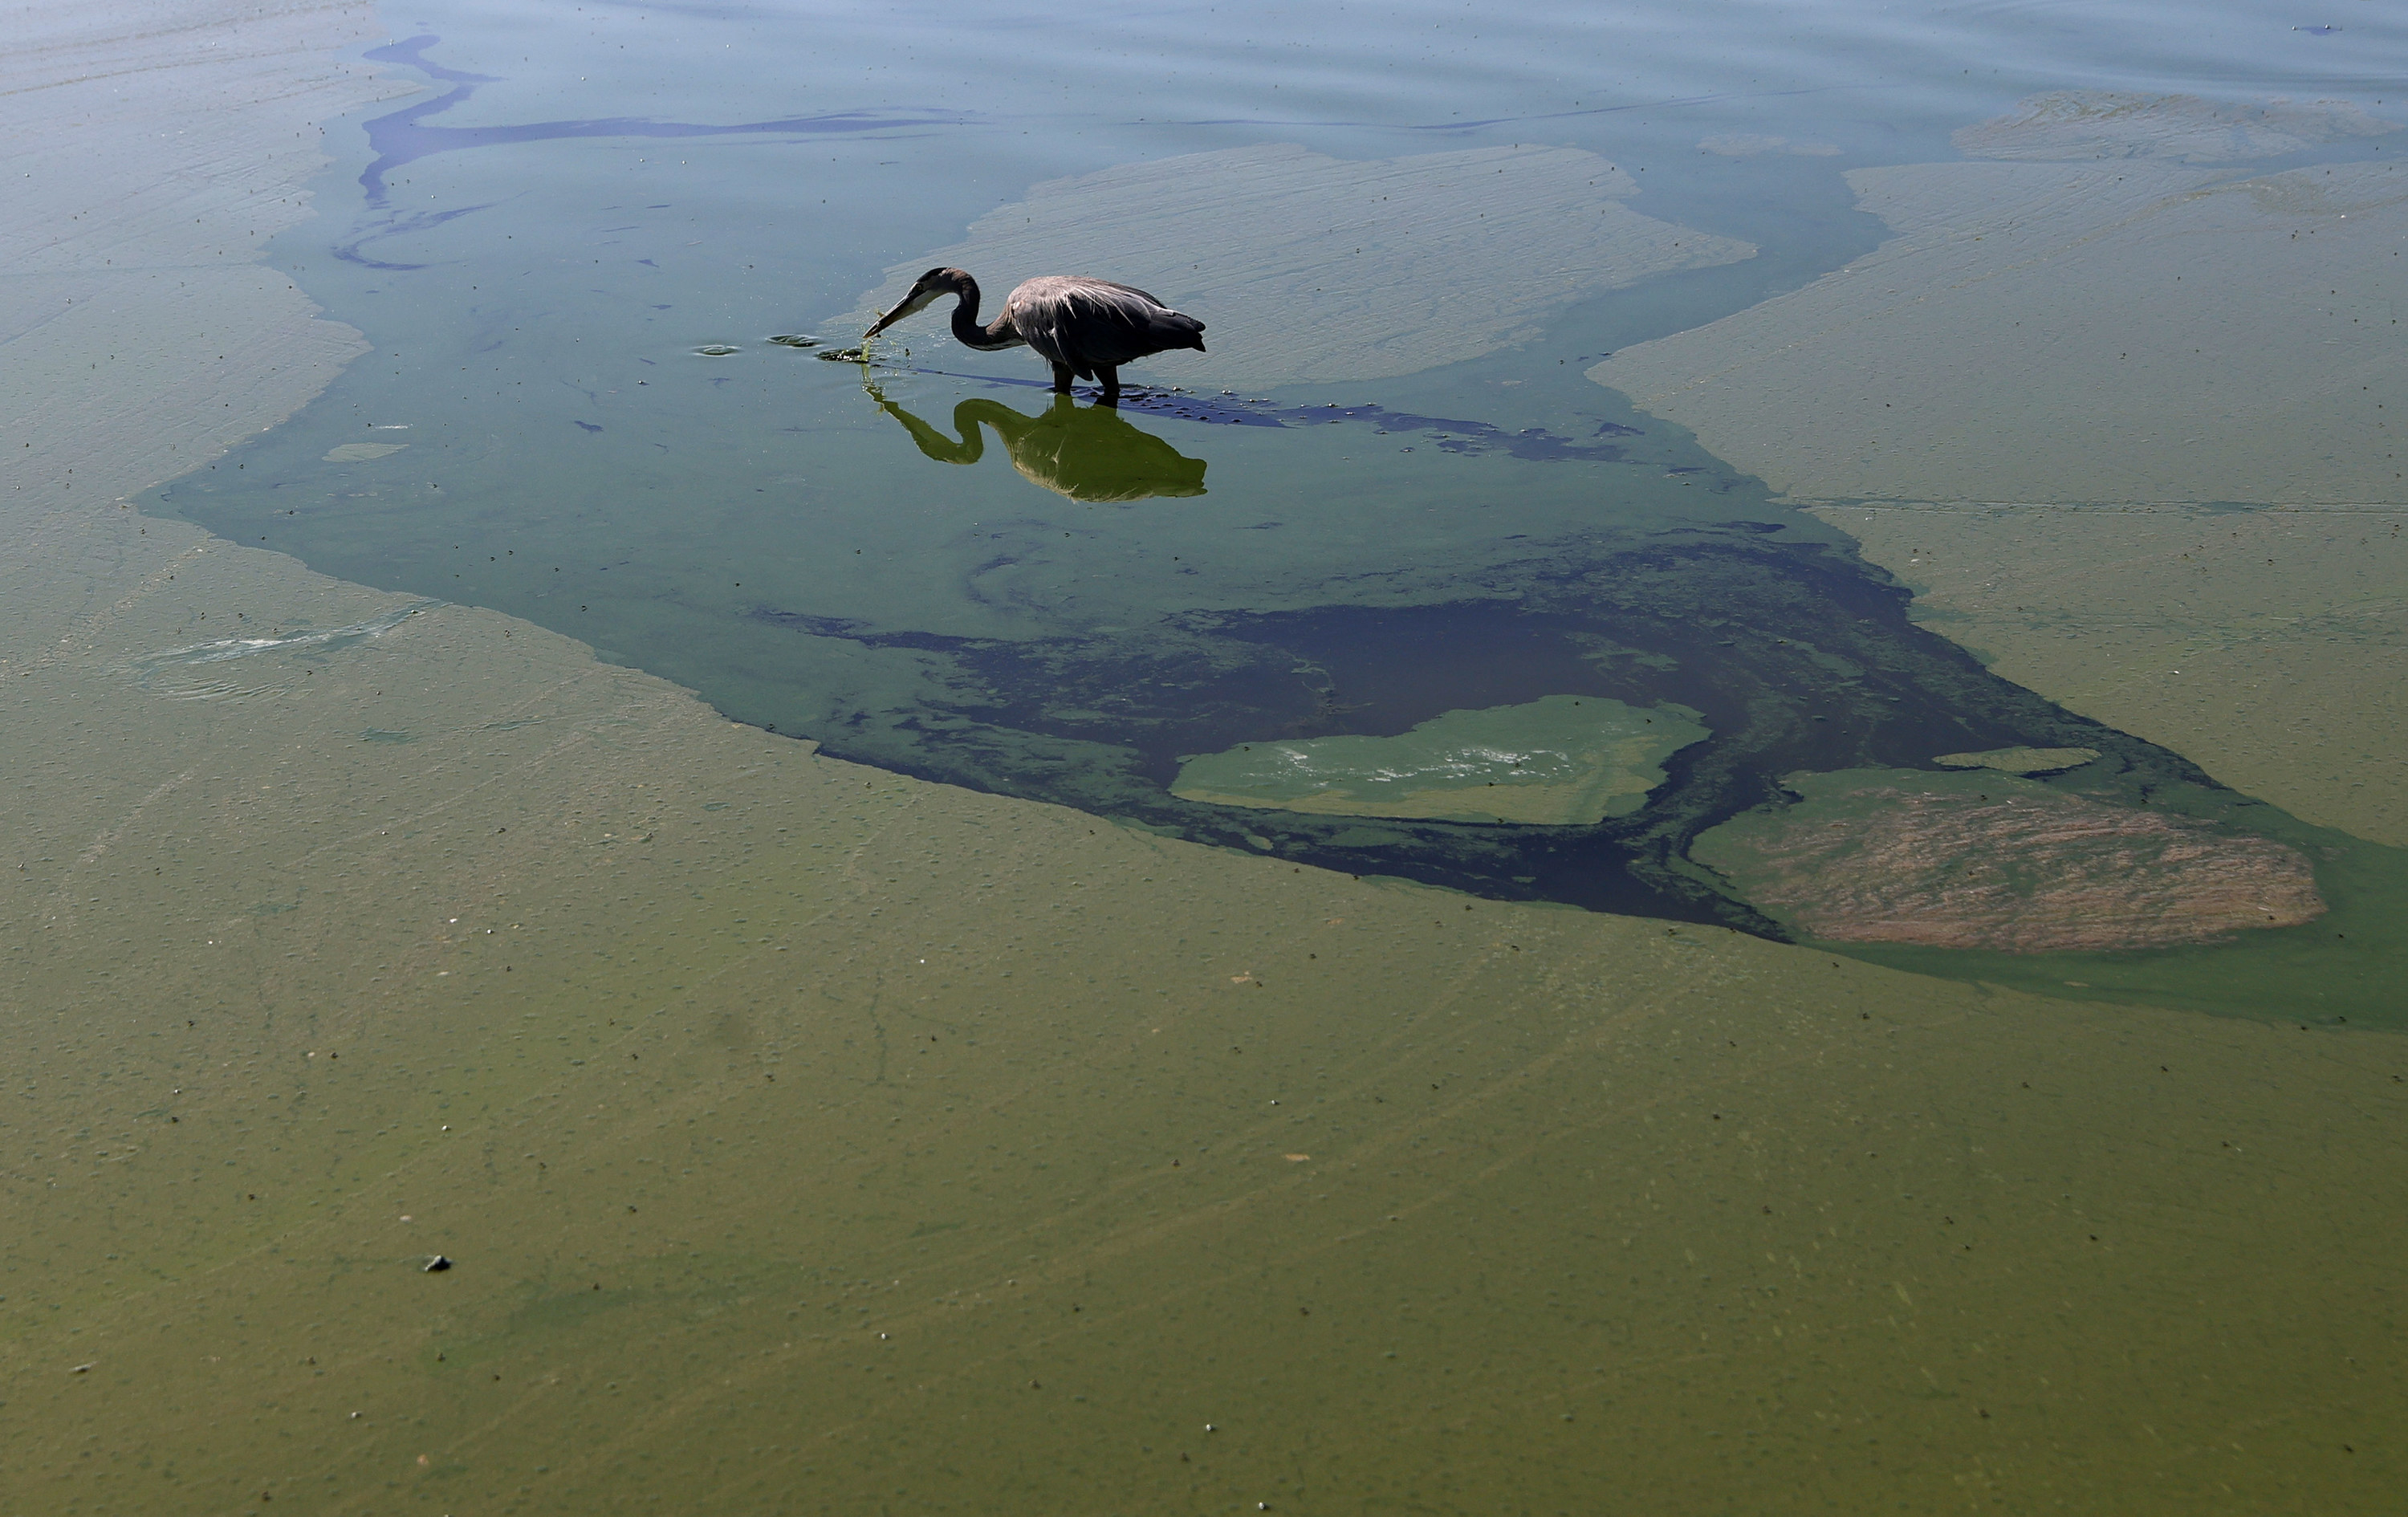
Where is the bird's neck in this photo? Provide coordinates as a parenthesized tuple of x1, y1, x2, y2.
(949, 278, 1019, 350)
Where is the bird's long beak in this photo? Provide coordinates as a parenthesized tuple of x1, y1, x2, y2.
(864, 286, 938, 340)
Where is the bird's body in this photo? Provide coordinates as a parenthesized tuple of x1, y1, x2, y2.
(865, 268, 1205, 404)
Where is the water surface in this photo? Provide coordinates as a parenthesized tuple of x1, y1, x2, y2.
(157, 0, 2408, 1020)
(18, 2, 2398, 1511)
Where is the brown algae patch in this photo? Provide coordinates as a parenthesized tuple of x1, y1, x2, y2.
(1694, 767, 2325, 951)
(1171, 693, 1706, 824)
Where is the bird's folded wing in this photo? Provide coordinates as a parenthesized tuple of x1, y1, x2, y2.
(1013, 279, 1203, 375)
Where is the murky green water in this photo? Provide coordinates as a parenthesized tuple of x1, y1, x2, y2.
(17, 5, 2408, 1513)
(150, 0, 2408, 1024)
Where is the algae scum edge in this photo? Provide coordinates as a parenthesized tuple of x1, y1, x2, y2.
(144, 26, 2408, 1024)
(155, 385, 2408, 1027)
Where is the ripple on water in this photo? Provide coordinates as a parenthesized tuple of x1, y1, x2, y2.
(128, 601, 437, 697)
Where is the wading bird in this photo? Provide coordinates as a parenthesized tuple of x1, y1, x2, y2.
(864, 268, 1205, 405)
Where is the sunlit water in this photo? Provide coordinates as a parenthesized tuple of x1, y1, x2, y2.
(157, 0, 2408, 1019)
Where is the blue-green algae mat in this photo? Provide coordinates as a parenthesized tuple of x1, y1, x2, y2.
(151, 2, 2408, 1024)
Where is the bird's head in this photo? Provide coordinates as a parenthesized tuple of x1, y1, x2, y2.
(865, 267, 969, 339)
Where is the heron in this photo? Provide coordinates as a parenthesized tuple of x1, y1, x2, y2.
(863, 267, 1205, 405)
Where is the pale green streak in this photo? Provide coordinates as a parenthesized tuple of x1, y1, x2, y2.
(1172, 693, 1706, 825)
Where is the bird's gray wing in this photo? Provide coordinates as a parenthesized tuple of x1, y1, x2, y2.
(1007, 277, 1205, 376)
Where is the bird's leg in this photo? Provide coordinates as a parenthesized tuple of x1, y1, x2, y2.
(1050, 362, 1076, 395)
(1096, 367, 1121, 406)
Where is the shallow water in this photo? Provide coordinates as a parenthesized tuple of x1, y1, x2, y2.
(12, 3, 2406, 1512)
(153, 0, 2408, 1021)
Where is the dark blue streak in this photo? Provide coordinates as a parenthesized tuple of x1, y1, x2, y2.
(354, 35, 970, 208)
(332, 201, 499, 270)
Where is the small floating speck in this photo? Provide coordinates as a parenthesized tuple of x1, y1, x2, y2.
(694, 344, 741, 357)
(817, 346, 870, 362)
(423, 1255, 453, 1273)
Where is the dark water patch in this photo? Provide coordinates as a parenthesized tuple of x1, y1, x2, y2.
(355, 35, 968, 209)
(746, 527, 2232, 921)
(725, 523, 2408, 1021)
(161, 33, 2408, 1026)
(363, 34, 497, 86)
(333, 202, 498, 270)
(154, 351, 2406, 1023)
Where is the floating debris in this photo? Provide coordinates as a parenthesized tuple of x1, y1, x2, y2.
(767, 333, 820, 348)
(817, 346, 871, 362)
(694, 344, 742, 356)
(423, 1255, 454, 1273)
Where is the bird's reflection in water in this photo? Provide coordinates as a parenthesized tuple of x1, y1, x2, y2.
(869, 384, 1206, 502)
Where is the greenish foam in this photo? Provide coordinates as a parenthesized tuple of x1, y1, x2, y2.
(1171, 693, 1706, 825)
